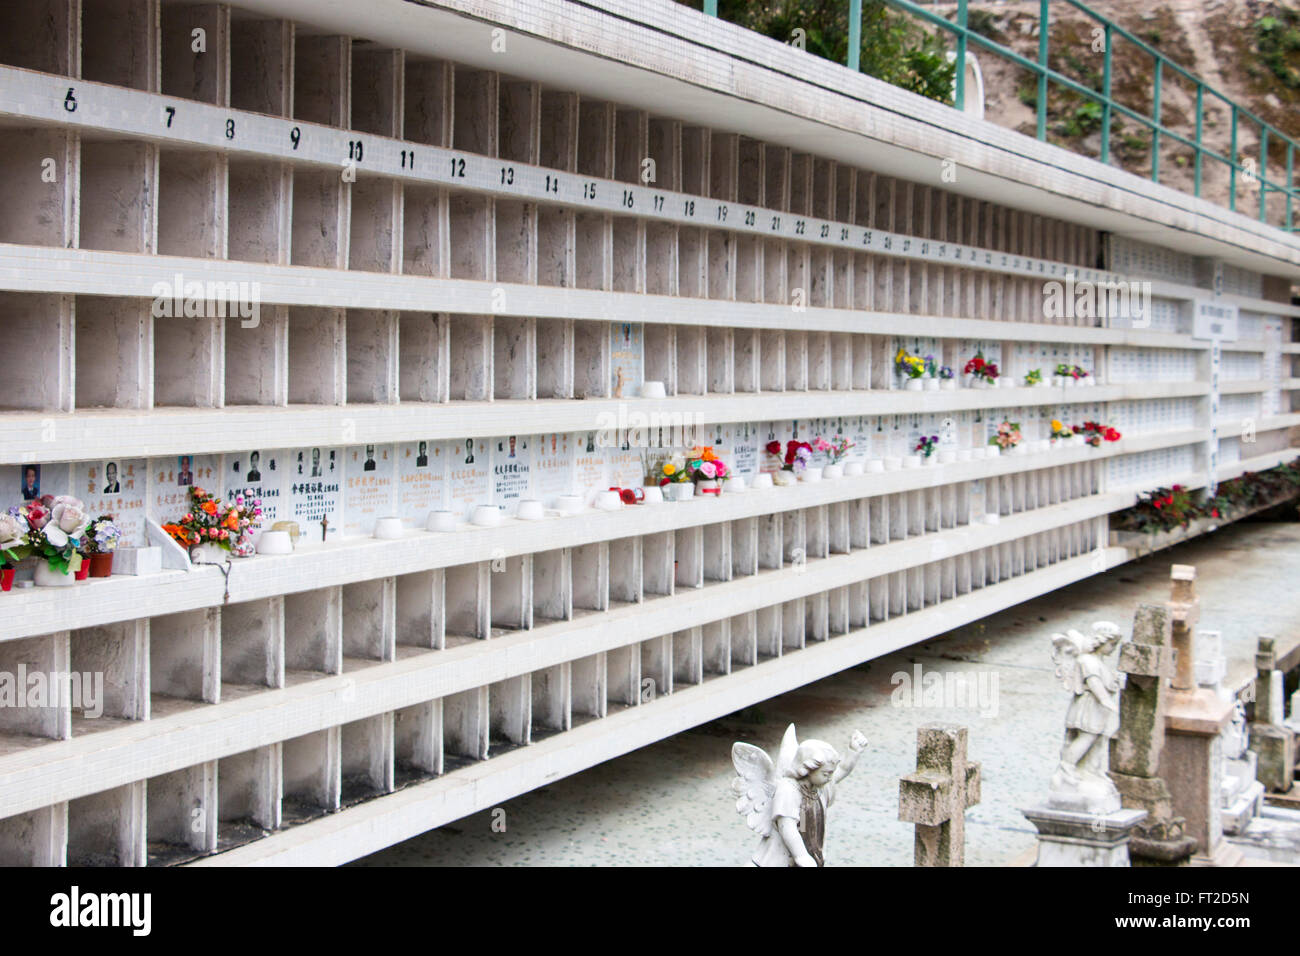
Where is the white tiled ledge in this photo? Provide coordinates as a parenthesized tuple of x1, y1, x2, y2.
(0, 431, 1200, 641)
(0, 242, 1228, 349)
(1214, 413, 1300, 434)
(191, 546, 1131, 867)
(0, 493, 1120, 818)
(0, 382, 1209, 465)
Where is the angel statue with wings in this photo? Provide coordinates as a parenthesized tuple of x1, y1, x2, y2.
(732, 723, 867, 867)
(1049, 621, 1125, 810)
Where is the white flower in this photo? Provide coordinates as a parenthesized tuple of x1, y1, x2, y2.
(50, 498, 89, 539)
(44, 525, 68, 548)
(0, 514, 26, 549)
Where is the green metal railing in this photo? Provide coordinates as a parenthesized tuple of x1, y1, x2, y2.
(701, 0, 1299, 234)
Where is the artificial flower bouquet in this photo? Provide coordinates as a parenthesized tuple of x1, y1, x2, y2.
(1072, 421, 1121, 447)
(10, 495, 91, 576)
(767, 440, 813, 474)
(1049, 418, 1074, 441)
(83, 515, 122, 555)
(895, 347, 925, 381)
(685, 446, 729, 493)
(990, 421, 1022, 451)
(1024, 368, 1043, 387)
(914, 435, 939, 458)
(814, 435, 855, 464)
(964, 352, 999, 385)
(163, 486, 262, 554)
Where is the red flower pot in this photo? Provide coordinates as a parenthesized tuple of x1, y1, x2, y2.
(0, 567, 13, 592)
(89, 552, 114, 578)
(74, 560, 90, 581)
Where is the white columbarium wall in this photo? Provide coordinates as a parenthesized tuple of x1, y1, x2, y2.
(0, 0, 1295, 866)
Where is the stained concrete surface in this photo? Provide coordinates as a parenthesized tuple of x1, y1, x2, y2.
(353, 519, 1300, 867)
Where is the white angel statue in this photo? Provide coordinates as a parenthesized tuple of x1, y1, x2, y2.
(732, 723, 867, 867)
(1049, 621, 1125, 808)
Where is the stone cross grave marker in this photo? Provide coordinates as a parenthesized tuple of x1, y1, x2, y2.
(899, 723, 981, 866)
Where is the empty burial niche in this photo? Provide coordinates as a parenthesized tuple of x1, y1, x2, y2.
(217, 745, 281, 850)
(640, 635, 672, 700)
(287, 307, 344, 405)
(607, 537, 642, 607)
(161, 2, 229, 104)
(538, 207, 574, 289)
(351, 46, 403, 137)
(225, 305, 287, 407)
(398, 312, 449, 403)
(284, 587, 343, 679)
(494, 315, 536, 401)
(536, 317, 574, 399)
(495, 200, 537, 285)
(449, 194, 495, 280)
(294, 34, 350, 127)
(404, 58, 452, 147)
(641, 532, 675, 599)
(442, 686, 489, 768)
(448, 314, 492, 401)
(444, 562, 489, 645)
(345, 310, 398, 404)
(0, 129, 76, 248)
(532, 549, 572, 626)
(0, 805, 67, 866)
(67, 783, 145, 867)
(342, 577, 396, 666)
(282, 727, 341, 824)
(82, 0, 158, 92)
(349, 178, 401, 273)
(490, 555, 532, 633)
(0, 293, 72, 412)
(230, 16, 292, 116)
(153, 310, 221, 408)
(228, 160, 290, 265)
(147, 763, 216, 864)
(570, 653, 606, 726)
(530, 663, 570, 741)
(69, 621, 148, 735)
(79, 141, 157, 254)
(0, 633, 70, 751)
(672, 628, 703, 688)
(0, 0, 77, 74)
(291, 170, 347, 269)
(403, 184, 446, 279)
(395, 569, 444, 653)
(220, 597, 285, 695)
(574, 212, 609, 290)
(341, 713, 394, 804)
(394, 699, 442, 786)
(573, 320, 608, 399)
(729, 612, 758, 670)
(75, 296, 151, 409)
(605, 644, 639, 712)
(702, 620, 730, 679)
(150, 608, 220, 712)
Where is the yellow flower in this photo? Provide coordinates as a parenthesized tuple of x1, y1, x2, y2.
(663, 463, 676, 476)
(1051, 420, 1063, 432)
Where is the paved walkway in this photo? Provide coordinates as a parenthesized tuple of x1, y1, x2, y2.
(353, 519, 1300, 866)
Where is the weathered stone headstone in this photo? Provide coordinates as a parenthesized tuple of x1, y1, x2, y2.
(1195, 630, 1264, 836)
(1108, 602, 1197, 864)
(1249, 637, 1297, 794)
(1158, 565, 1242, 866)
(898, 723, 980, 866)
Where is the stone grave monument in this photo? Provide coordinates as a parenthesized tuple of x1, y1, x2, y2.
(898, 723, 981, 866)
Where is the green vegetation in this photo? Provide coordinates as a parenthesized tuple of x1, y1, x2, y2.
(1255, 10, 1300, 89)
(681, 0, 955, 104)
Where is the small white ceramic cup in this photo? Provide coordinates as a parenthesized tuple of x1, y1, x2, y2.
(516, 499, 544, 521)
(555, 495, 584, 515)
(727, 476, 746, 493)
(867, 460, 886, 473)
(640, 380, 667, 399)
(641, 485, 665, 504)
(426, 510, 457, 532)
(595, 490, 623, 510)
(373, 516, 404, 540)
(472, 505, 503, 527)
(844, 461, 865, 477)
(256, 530, 293, 555)
(751, 473, 774, 490)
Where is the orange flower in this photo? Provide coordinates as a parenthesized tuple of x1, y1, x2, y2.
(201, 500, 218, 516)
(223, 512, 240, 531)
(161, 523, 186, 544)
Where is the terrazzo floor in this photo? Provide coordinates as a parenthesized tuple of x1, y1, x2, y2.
(352, 518, 1300, 867)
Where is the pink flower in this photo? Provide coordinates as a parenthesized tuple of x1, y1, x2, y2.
(713, 460, 727, 478)
(698, 461, 717, 479)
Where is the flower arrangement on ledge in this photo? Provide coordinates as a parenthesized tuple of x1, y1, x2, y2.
(163, 486, 261, 557)
(1112, 460, 1300, 536)
(895, 347, 926, 388)
(914, 435, 939, 459)
(1, 496, 92, 587)
(649, 448, 730, 498)
(766, 440, 813, 485)
(1054, 364, 1090, 384)
(1024, 368, 1043, 387)
(1049, 419, 1074, 442)
(814, 435, 854, 464)
(82, 515, 123, 577)
(964, 352, 999, 386)
(990, 421, 1022, 451)
(1072, 421, 1121, 447)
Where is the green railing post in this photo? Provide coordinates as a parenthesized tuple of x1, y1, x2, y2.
(1100, 24, 1112, 165)
(1230, 105, 1238, 213)
(1036, 0, 1049, 141)
(1151, 59, 1161, 182)
(954, 0, 967, 112)
(848, 0, 862, 72)
(1259, 127, 1269, 222)
(703, 0, 717, 16)
(1194, 84, 1204, 198)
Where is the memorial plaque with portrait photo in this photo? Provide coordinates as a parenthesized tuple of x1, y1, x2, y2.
(573, 430, 610, 505)
(148, 454, 220, 531)
(533, 432, 574, 508)
(224, 449, 286, 541)
(608, 428, 642, 489)
(446, 437, 491, 519)
(397, 440, 447, 525)
(609, 322, 644, 398)
(289, 446, 342, 539)
(344, 444, 395, 536)
(491, 435, 532, 516)
(75, 459, 147, 546)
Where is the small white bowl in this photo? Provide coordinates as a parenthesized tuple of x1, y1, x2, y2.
(867, 460, 885, 473)
(884, 457, 903, 472)
(957, 450, 973, 462)
(751, 473, 774, 489)
(640, 380, 667, 399)
(472, 505, 503, 527)
(984, 513, 1000, 525)
(256, 530, 293, 555)
(373, 516, 404, 540)
(987, 446, 1001, 457)
(799, 467, 823, 483)
(844, 461, 865, 477)
(426, 510, 457, 532)
(516, 499, 545, 521)
(903, 455, 921, 469)
(555, 495, 584, 515)
(727, 476, 746, 493)
(938, 449, 957, 464)
(822, 463, 844, 480)
(641, 485, 665, 504)
(595, 490, 623, 510)
(671, 483, 694, 502)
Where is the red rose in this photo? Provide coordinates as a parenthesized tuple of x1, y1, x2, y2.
(619, 488, 637, 505)
(1153, 500, 1163, 509)
(765, 441, 781, 456)
(659, 477, 669, 487)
